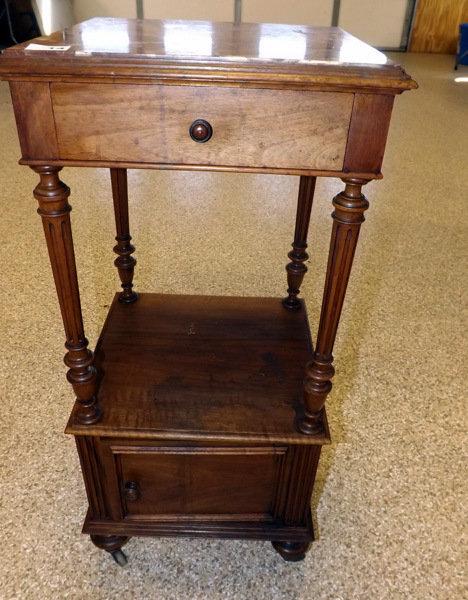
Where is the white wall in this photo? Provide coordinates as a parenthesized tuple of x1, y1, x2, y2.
(242, 0, 333, 27)
(339, 0, 408, 48)
(73, 0, 332, 25)
(32, 0, 74, 35)
(145, 1, 233, 22)
(73, 0, 232, 22)
(73, 0, 136, 23)
(72, 0, 410, 48)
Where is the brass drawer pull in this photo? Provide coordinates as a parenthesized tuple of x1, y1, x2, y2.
(124, 480, 140, 501)
(189, 119, 213, 143)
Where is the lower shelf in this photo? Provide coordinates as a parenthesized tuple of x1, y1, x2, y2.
(67, 293, 330, 444)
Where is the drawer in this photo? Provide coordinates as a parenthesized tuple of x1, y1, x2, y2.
(110, 443, 287, 520)
(50, 83, 353, 171)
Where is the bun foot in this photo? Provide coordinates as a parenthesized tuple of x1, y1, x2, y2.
(272, 540, 311, 562)
(91, 534, 130, 565)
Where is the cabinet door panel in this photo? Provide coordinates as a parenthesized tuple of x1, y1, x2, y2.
(113, 446, 286, 520)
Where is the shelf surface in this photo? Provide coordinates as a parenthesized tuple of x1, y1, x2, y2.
(66, 293, 329, 445)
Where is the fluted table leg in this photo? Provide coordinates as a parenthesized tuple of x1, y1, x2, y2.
(283, 176, 316, 310)
(110, 168, 138, 304)
(299, 178, 369, 435)
(33, 166, 101, 425)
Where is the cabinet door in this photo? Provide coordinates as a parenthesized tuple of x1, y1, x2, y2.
(111, 444, 287, 521)
(76, 437, 322, 536)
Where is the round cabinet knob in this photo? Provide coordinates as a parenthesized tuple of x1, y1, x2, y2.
(124, 481, 140, 501)
(189, 119, 213, 143)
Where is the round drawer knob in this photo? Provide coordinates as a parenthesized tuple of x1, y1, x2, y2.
(124, 481, 140, 501)
(189, 119, 213, 143)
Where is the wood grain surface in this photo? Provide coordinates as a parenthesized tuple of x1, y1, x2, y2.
(115, 446, 282, 519)
(9, 82, 58, 159)
(78, 435, 320, 545)
(0, 19, 417, 93)
(66, 293, 330, 445)
(410, 0, 468, 53)
(343, 94, 394, 174)
(3, 17, 418, 566)
(51, 83, 353, 171)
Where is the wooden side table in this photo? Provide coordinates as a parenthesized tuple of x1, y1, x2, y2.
(0, 18, 416, 565)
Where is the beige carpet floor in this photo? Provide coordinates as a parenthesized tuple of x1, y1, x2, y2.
(0, 52, 466, 600)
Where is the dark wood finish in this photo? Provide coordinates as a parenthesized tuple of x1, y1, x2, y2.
(189, 119, 213, 143)
(300, 178, 369, 434)
(343, 94, 395, 175)
(283, 176, 316, 310)
(90, 535, 129, 553)
(71, 295, 324, 558)
(66, 293, 330, 445)
(116, 446, 283, 518)
(83, 510, 314, 543)
(0, 19, 417, 94)
(272, 540, 312, 562)
(33, 166, 101, 425)
(76, 435, 319, 554)
(124, 481, 140, 502)
(9, 81, 58, 160)
(75, 437, 108, 518)
(110, 168, 138, 304)
(2, 18, 416, 566)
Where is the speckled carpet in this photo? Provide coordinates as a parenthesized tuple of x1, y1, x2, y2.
(0, 53, 466, 599)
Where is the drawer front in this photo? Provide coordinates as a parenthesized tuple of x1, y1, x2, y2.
(111, 444, 286, 520)
(50, 83, 353, 171)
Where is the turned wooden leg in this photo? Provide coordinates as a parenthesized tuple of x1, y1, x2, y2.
(272, 540, 311, 562)
(110, 168, 138, 303)
(299, 178, 369, 435)
(283, 176, 316, 310)
(90, 535, 130, 566)
(33, 166, 101, 425)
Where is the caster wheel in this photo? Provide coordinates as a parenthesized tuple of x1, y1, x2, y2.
(111, 549, 128, 567)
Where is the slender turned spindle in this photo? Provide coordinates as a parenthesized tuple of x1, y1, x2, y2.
(283, 176, 316, 310)
(110, 168, 138, 303)
(33, 166, 101, 425)
(300, 178, 369, 435)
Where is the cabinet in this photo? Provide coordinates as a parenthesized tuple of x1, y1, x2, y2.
(0, 17, 416, 565)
